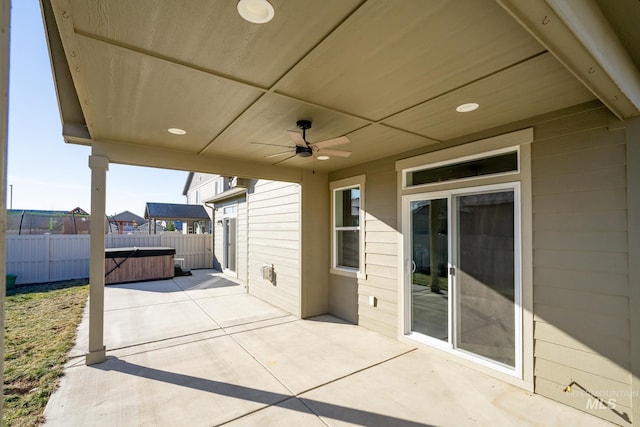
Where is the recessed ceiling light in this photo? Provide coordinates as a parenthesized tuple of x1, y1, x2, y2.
(237, 0, 274, 24)
(456, 103, 479, 113)
(317, 155, 330, 161)
(168, 128, 186, 135)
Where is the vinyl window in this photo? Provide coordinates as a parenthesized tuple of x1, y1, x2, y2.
(331, 175, 365, 277)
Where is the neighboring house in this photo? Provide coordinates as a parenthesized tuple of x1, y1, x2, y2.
(107, 210, 145, 234)
(144, 202, 210, 235)
(36, 2, 640, 424)
(7, 207, 90, 235)
(184, 173, 301, 312)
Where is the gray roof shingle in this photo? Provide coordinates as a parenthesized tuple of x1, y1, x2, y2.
(144, 203, 209, 220)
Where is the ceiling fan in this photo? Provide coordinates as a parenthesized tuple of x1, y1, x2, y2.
(251, 120, 351, 164)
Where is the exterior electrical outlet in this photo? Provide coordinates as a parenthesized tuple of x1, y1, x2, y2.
(261, 264, 275, 283)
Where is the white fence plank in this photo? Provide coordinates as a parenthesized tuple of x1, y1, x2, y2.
(6, 235, 48, 285)
(49, 235, 90, 282)
(6, 233, 211, 285)
(161, 234, 208, 271)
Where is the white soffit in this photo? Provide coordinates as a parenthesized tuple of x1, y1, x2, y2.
(497, 0, 640, 120)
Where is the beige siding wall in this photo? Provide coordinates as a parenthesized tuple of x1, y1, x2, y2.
(186, 173, 220, 207)
(329, 105, 636, 423)
(329, 274, 358, 323)
(330, 161, 399, 338)
(531, 110, 633, 424)
(246, 180, 301, 315)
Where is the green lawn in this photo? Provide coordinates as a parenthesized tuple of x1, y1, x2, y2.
(3, 280, 88, 427)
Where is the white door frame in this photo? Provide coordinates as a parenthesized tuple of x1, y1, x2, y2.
(402, 182, 523, 377)
(221, 212, 237, 277)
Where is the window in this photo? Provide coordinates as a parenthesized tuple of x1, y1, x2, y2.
(335, 187, 359, 268)
(405, 150, 518, 187)
(331, 175, 365, 276)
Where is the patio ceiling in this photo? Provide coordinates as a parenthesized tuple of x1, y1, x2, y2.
(41, 0, 640, 176)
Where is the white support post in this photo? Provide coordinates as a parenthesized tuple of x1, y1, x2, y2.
(86, 155, 109, 365)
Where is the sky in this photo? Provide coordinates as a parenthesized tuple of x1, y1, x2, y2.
(6, 1, 188, 218)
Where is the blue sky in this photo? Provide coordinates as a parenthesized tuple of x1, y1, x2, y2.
(7, 1, 188, 217)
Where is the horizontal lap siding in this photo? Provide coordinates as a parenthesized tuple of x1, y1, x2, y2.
(329, 274, 358, 323)
(247, 180, 301, 315)
(359, 168, 399, 338)
(532, 111, 632, 425)
(188, 173, 219, 205)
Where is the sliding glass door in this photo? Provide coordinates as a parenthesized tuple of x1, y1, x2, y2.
(404, 184, 520, 372)
(455, 190, 516, 367)
(410, 198, 449, 341)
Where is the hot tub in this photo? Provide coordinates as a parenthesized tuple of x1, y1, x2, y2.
(105, 247, 176, 285)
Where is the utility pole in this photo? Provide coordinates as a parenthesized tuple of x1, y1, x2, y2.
(9, 184, 12, 209)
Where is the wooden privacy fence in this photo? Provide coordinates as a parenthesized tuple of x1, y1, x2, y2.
(6, 233, 211, 285)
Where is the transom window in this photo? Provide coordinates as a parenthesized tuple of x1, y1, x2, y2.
(404, 148, 519, 188)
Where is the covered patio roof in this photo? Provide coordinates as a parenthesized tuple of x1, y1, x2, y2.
(40, 0, 640, 179)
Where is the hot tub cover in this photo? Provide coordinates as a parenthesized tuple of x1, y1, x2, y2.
(104, 247, 176, 258)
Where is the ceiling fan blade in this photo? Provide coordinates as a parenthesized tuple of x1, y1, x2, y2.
(265, 150, 293, 158)
(312, 135, 350, 149)
(271, 154, 297, 166)
(317, 148, 351, 157)
(250, 141, 293, 148)
(287, 130, 307, 147)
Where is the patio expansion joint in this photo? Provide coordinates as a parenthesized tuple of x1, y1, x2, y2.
(104, 297, 194, 312)
(294, 347, 419, 397)
(104, 327, 225, 355)
(215, 347, 419, 426)
(188, 296, 300, 395)
(103, 314, 300, 361)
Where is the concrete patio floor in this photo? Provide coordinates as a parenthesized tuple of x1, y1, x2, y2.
(44, 270, 613, 426)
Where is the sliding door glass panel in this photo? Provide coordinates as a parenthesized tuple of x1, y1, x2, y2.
(411, 198, 448, 341)
(456, 191, 515, 367)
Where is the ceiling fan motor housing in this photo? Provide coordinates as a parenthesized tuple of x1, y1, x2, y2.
(295, 145, 313, 157)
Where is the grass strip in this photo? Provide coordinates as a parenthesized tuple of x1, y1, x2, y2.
(3, 280, 89, 426)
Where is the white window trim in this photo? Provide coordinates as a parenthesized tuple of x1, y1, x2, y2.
(330, 174, 366, 279)
(402, 145, 520, 190)
(401, 182, 522, 378)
